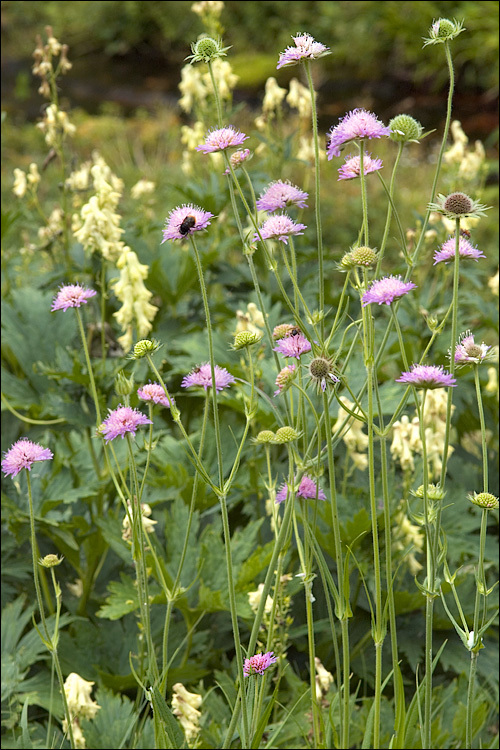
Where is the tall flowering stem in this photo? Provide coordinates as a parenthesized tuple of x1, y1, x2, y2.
(361, 293, 384, 747)
(188, 234, 224, 487)
(25, 471, 76, 749)
(465, 368, 490, 748)
(303, 60, 325, 338)
(126, 434, 160, 684)
(321, 391, 351, 747)
(375, 142, 404, 275)
(411, 41, 455, 264)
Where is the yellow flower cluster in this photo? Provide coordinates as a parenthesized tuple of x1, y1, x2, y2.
(122, 501, 158, 542)
(62, 672, 100, 749)
(72, 154, 158, 350)
(171, 683, 202, 747)
(36, 103, 76, 147)
(392, 506, 424, 575)
(391, 389, 455, 479)
(333, 397, 369, 471)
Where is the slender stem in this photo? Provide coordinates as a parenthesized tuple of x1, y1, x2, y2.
(303, 60, 324, 338)
(376, 142, 404, 274)
(189, 234, 224, 488)
(75, 307, 102, 426)
(26, 472, 75, 749)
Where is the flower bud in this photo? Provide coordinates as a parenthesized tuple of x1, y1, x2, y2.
(412, 483, 445, 501)
(254, 430, 276, 444)
(130, 339, 162, 359)
(340, 245, 377, 269)
(39, 553, 64, 568)
(115, 370, 135, 397)
(274, 426, 301, 444)
(389, 114, 424, 143)
(467, 491, 499, 510)
(424, 18, 465, 46)
(233, 330, 263, 350)
(188, 35, 231, 63)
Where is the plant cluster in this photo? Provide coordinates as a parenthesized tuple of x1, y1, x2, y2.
(1, 5, 498, 750)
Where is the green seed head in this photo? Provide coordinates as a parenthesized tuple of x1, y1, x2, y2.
(233, 330, 263, 349)
(274, 426, 301, 444)
(254, 430, 276, 444)
(389, 114, 424, 143)
(468, 491, 499, 510)
(131, 339, 162, 359)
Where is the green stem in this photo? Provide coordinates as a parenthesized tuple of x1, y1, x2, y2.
(303, 60, 324, 338)
(189, 234, 224, 488)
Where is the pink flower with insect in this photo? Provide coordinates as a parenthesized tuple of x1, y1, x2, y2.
(243, 651, 278, 676)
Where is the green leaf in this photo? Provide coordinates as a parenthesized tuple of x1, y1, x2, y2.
(81, 687, 136, 749)
(96, 573, 139, 620)
(148, 685, 185, 749)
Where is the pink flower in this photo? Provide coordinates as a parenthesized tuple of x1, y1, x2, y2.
(99, 405, 152, 442)
(137, 383, 171, 407)
(362, 275, 417, 306)
(396, 364, 457, 389)
(243, 651, 278, 676)
(274, 364, 296, 395)
(277, 33, 329, 69)
(273, 333, 311, 359)
(181, 363, 235, 392)
(223, 148, 251, 175)
(196, 126, 248, 154)
(337, 153, 383, 181)
(2, 439, 53, 477)
(276, 475, 326, 504)
(254, 214, 306, 245)
(51, 284, 97, 311)
(256, 180, 308, 213)
(433, 236, 486, 265)
(453, 331, 491, 366)
(327, 109, 391, 159)
(162, 204, 213, 242)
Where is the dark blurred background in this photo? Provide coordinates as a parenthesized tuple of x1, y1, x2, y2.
(1, 0, 498, 144)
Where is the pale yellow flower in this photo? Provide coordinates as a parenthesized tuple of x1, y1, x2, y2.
(333, 398, 369, 455)
(248, 583, 273, 615)
(112, 247, 159, 351)
(13, 169, 27, 198)
(122, 501, 158, 542)
(131, 178, 156, 199)
(235, 302, 266, 336)
(202, 58, 238, 100)
(393, 507, 424, 576)
(315, 657, 334, 700)
(262, 77, 287, 113)
(179, 65, 209, 113)
(286, 78, 312, 119)
(171, 683, 202, 747)
(191, 1, 224, 17)
(488, 269, 499, 297)
(63, 672, 100, 720)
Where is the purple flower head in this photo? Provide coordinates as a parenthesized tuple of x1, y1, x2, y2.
(254, 214, 306, 245)
(137, 383, 171, 407)
(362, 275, 417, 306)
(243, 651, 278, 676)
(433, 236, 486, 265)
(196, 126, 248, 154)
(162, 204, 213, 242)
(276, 475, 327, 504)
(453, 331, 492, 366)
(274, 332, 311, 359)
(277, 33, 329, 69)
(256, 180, 309, 213)
(2, 439, 53, 478)
(327, 109, 391, 159)
(51, 284, 97, 312)
(223, 148, 251, 175)
(337, 153, 383, 181)
(396, 364, 457, 390)
(99, 405, 152, 443)
(181, 363, 235, 392)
